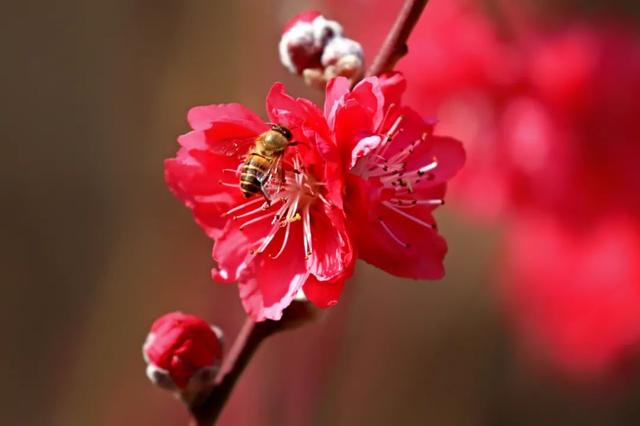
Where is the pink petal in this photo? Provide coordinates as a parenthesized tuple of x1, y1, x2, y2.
(350, 77, 386, 130)
(187, 103, 266, 133)
(350, 135, 382, 169)
(352, 196, 447, 279)
(266, 82, 306, 130)
(164, 150, 243, 239)
(324, 76, 351, 127)
(408, 135, 466, 188)
(238, 224, 309, 321)
(378, 71, 407, 109)
(302, 274, 346, 308)
(307, 206, 354, 281)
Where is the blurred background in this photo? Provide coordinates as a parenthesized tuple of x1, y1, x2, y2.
(4, 0, 640, 424)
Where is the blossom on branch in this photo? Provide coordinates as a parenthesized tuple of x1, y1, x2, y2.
(165, 83, 354, 321)
(324, 73, 465, 279)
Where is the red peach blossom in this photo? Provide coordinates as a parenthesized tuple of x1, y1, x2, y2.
(165, 83, 353, 321)
(325, 74, 465, 279)
(501, 214, 640, 380)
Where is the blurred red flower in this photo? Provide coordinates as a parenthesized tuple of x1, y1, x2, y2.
(143, 312, 223, 389)
(331, 0, 640, 378)
(324, 73, 465, 278)
(501, 214, 640, 379)
(497, 24, 640, 380)
(165, 83, 354, 321)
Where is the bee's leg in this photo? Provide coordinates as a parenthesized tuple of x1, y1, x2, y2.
(260, 186, 272, 206)
(278, 163, 285, 183)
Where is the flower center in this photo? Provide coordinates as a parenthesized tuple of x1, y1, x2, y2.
(351, 115, 444, 248)
(222, 154, 328, 263)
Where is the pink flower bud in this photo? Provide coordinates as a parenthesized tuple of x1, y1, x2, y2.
(279, 11, 344, 74)
(142, 312, 223, 391)
(321, 36, 364, 81)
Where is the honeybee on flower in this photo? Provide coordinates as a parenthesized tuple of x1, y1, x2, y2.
(165, 84, 354, 321)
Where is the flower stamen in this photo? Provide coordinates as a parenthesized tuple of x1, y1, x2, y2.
(222, 196, 264, 217)
(382, 201, 436, 230)
(389, 198, 444, 208)
(303, 205, 313, 259)
(378, 217, 410, 248)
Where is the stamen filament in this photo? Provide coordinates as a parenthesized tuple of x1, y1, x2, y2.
(239, 210, 276, 230)
(382, 201, 436, 230)
(378, 217, 410, 248)
(233, 201, 275, 220)
(222, 196, 264, 217)
(270, 220, 292, 259)
(303, 205, 313, 259)
(218, 180, 239, 188)
(389, 198, 444, 207)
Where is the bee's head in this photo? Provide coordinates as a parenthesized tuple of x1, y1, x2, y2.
(271, 124, 292, 141)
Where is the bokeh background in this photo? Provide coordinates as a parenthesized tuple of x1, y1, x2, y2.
(4, 0, 640, 425)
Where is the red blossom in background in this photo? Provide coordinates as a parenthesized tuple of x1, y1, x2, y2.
(143, 312, 223, 390)
(501, 214, 640, 378)
(324, 73, 465, 279)
(165, 83, 354, 321)
(330, 0, 640, 379)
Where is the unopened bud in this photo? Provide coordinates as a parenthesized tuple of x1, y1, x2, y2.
(279, 11, 363, 87)
(279, 11, 343, 74)
(322, 37, 364, 81)
(142, 312, 223, 398)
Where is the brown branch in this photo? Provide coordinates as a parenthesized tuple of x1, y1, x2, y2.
(365, 0, 430, 77)
(187, 302, 315, 426)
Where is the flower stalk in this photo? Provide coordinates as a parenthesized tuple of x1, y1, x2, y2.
(365, 0, 430, 77)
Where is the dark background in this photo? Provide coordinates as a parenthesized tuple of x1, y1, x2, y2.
(4, 1, 640, 425)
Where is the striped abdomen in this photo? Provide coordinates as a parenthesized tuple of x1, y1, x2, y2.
(239, 153, 270, 198)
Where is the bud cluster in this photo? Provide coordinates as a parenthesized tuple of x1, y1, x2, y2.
(279, 11, 364, 88)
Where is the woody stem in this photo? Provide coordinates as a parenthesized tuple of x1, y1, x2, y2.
(365, 0, 430, 77)
(187, 302, 314, 425)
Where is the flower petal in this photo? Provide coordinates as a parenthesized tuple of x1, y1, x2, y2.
(324, 76, 351, 127)
(303, 274, 346, 308)
(266, 82, 306, 130)
(307, 205, 354, 281)
(238, 224, 309, 321)
(359, 219, 447, 279)
(164, 149, 244, 239)
(411, 135, 466, 187)
(378, 72, 407, 109)
(188, 103, 266, 133)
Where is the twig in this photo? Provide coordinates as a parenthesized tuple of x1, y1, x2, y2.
(365, 0, 430, 77)
(188, 302, 315, 425)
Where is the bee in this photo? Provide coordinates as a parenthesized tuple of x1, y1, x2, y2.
(211, 123, 295, 201)
(239, 124, 293, 199)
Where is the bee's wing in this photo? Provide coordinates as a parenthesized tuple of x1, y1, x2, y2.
(209, 135, 257, 157)
(258, 155, 283, 184)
